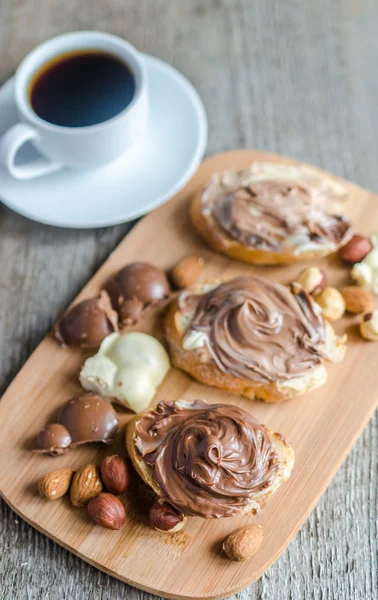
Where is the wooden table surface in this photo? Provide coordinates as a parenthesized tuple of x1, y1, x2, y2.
(0, 1, 377, 599)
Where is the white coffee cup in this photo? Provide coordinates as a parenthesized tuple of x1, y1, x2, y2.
(0, 31, 148, 179)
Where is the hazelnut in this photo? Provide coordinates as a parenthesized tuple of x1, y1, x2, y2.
(149, 501, 185, 532)
(223, 525, 263, 562)
(360, 311, 378, 340)
(315, 287, 346, 321)
(351, 242, 378, 294)
(341, 286, 373, 314)
(87, 493, 126, 530)
(294, 267, 327, 296)
(339, 234, 372, 264)
(171, 256, 204, 289)
(101, 455, 129, 495)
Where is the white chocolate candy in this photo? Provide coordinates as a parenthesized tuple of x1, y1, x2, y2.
(80, 332, 170, 413)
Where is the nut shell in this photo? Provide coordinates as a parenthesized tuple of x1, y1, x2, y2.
(70, 464, 103, 507)
(341, 286, 373, 314)
(172, 256, 204, 289)
(149, 501, 185, 532)
(101, 455, 129, 495)
(38, 468, 74, 500)
(339, 234, 372, 264)
(223, 524, 263, 561)
(315, 287, 346, 321)
(87, 493, 126, 529)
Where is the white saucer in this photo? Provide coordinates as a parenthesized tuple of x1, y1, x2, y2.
(0, 55, 207, 228)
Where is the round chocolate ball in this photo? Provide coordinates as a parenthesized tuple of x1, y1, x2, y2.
(57, 394, 119, 445)
(54, 291, 118, 348)
(106, 262, 170, 316)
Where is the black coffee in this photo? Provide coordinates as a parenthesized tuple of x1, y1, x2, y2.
(29, 50, 136, 127)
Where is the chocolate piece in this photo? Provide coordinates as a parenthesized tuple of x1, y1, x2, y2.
(105, 262, 170, 325)
(54, 291, 118, 348)
(35, 423, 72, 456)
(180, 276, 325, 384)
(119, 297, 144, 325)
(58, 394, 119, 445)
(135, 400, 281, 518)
(34, 394, 119, 455)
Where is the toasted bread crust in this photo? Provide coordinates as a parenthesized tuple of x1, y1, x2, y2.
(126, 405, 295, 517)
(191, 189, 343, 265)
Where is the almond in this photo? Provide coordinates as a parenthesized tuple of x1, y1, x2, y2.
(38, 468, 74, 500)
(70, 463, 103, 507)
(87, 492, 126, 529)
(171, 256, 204, 289)
(223, 524, 263, 561)
(101, 455, 129, 495)
(341, 286, 373, 314)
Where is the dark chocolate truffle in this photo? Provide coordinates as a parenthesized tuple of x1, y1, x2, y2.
(105, 262, 170, 325)
(54, 291, 118, 348)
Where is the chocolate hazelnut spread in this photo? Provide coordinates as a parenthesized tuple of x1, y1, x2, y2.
(135, 400, 281, 518)
(204, 170, 352, 252)
(180, 277, 325, 384)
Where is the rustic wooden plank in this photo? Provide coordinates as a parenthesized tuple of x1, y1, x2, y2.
(0, 1, 377, 599)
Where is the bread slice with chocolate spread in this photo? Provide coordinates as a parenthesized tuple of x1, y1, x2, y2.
(164, 276, 346, 403)
(191, 162, 352, 265)
(127, 399, 295, 519)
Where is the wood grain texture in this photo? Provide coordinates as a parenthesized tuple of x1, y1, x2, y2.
(0, 2, 377, 600)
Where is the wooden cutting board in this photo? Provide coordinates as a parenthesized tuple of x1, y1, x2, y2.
(0, 150, 377, 600)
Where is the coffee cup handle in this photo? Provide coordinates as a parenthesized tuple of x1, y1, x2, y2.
(0, 123, 63, 180)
